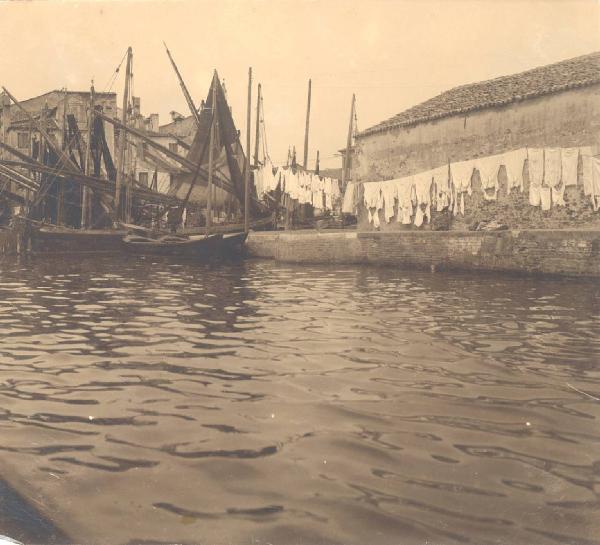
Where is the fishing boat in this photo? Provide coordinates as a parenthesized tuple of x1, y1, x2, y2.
(0, 48, 274, 258)
(122, 232, 223, 258)
(31, 226, 127, 254)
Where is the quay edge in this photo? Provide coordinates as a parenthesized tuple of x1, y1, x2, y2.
(246, 229, 600, 278)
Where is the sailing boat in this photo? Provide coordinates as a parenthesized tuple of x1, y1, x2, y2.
(0, 49, 187, 254)
(122, 55, 268, 259)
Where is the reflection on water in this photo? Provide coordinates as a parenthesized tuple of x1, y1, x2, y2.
(0, 254, 599, 545)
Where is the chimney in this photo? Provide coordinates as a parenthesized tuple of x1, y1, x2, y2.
(149, 113, 159, 132)
(132, 96, 141, 117)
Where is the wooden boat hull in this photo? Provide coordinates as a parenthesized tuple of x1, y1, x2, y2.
(30, 228, 127, 254)
(123, 233, 223, 259)
(220, 232, 247, 257)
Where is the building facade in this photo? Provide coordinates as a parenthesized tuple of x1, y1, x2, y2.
(352, 51, 600, 231)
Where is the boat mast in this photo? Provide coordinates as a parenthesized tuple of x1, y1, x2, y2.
(57, 88, 67, 226)
(206, 72, 218, 234)
(115, 46, 132, 221)
(303, 78, 311, 169)
(163, 42, 201, 127)
(341, 93, 355, 188)
(253, 83, 261, 168)
(82, 83, 94, 228)
(244, 67, 252, 234)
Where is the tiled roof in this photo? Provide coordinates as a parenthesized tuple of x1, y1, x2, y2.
(359, 51, 600, 137)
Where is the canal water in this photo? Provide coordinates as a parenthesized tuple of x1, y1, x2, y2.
(0, 255, 598, 545)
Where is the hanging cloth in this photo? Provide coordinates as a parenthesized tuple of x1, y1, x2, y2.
(502, 148, 527, 192)
(476, 153, 502, 200)
(528, 148, 544, 206)
(413, 172, 432, 223)
(451, 160, 475, 195)
(363, 182, 383, 226)
(540, 186, 552, 211)
(561, 148, 579, 187)
(381, 179, 398, 223)
(544, 148, 562, 188)
(432, 165, 450, 211)
(580, 147, 594, 197)
(396, 177, 414, 224)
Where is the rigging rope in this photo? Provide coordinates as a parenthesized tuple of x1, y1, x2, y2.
(102, 49, 128, 93)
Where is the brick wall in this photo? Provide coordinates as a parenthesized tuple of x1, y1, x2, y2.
(246, 229, 600, 277)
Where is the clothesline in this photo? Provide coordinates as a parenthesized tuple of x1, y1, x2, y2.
(254, 160, 342, 211)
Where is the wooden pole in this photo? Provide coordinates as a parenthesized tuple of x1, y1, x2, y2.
(57, 89, 68, 226)
(163, 42, 201, 128)
(244, 67, 252, 234)
(206, 73, 218, 233)
(253, 83, 261, 168)
(303, 78, 311, 169)
(82, 84, 94, 229)
(341, 93, 355, 187)
(315, 150, 320, 174)
(115, 46, 132, 220)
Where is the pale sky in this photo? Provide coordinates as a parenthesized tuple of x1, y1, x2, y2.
(0, 0, 598, 168)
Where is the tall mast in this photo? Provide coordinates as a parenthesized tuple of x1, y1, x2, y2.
(303, 78, 311, 169)
(206, 72, 218, 233)
(115, 46, 132, 220)
(163, 42, 201, 128)
(244, 67, 252, 234)
(253, 83, 261, 168)
(82, 83, 95, 228)
(341, 93, 355, 187)
(57, 89, 67, 226)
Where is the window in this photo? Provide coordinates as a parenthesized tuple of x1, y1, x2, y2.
(17, 132, 29, 149)
(169, 142, 178, 154)
(139, 172, 149, 186)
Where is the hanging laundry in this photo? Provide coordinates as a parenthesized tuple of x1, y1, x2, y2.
(581, 148, 594, 197)
(432, 165, 451, 211)
(460, 192, 465, 216)
(396, 177, 414, 225)
(540, 186, 552, 211)
(527, 148, 544, 206)
(502, 148, 528, 192)
(476, 153, 502, 199)
(381, 179, 398, 223)
(529, 185, 541, 207)
(561, 148, 579, 187)
(551, 183, 566, 207)
(527, 148, 544, 187)
(414, 205, 424, 227)
(451, 160, 475, 194)
(363, 182, 383, 227)
(544, 148, 562, 189)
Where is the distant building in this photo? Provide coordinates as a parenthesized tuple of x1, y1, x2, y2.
(0, 89, 117, 158)
(159, 112, 197, 145)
